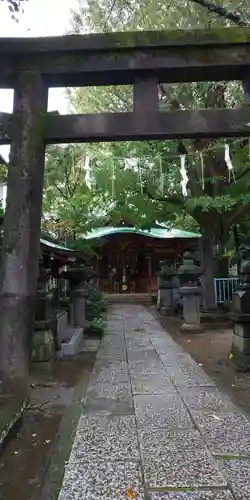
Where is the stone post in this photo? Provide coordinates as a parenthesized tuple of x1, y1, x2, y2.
(177, 251, 202, 333)
(229, 246, 250, 370)
(172, 259, 181, 314)
(0, 72, 48, 396)
(32, 290, 55, 368)
(31, 257, 56, 368)
(157, 259, 174, 314)
(63, 264, 90, 329)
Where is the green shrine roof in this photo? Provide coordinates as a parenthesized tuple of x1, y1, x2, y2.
(40, 237, 75, 253)
(84, 226, 201, 240)
(40, 225, 200, 254)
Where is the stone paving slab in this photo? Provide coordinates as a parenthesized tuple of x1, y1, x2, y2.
(129, 362, 166, 376)
(82, 338, 101, 351)
(149, 491, 234, 499)
(131, 374, 176, 395)
(95, 353, 127, 362)
(91, 364, 130, 384)
(146, 330, 168, 338)
(59, 304, 250, 499)
(134, 394, 193, 430)
(97, 347, 126, 357)
(84, 381, 133, 414)
(151, 341, 185, 355)
(193, 410, 250, 457)
(125, 332, 150, 340)
(170, 366, 216, 388)
(127, 349, 159, 362)
(219, 459, 250, 500)
(160, 353, 198, 367)
(86, 380, 132, 400)
(75, 415, 140, 461)
(126, 343, 154, 351)
(139, 429, 227, 488)
(180, 387, 236, 412)
(59, 460, 144, 500)
(169, 363, 212, 379)
(126, 337, 154, 351)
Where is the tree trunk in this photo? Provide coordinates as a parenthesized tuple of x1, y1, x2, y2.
(215, 254, 229, 278)
(0, 72, 48, 396)
(199, 225, 217, 310)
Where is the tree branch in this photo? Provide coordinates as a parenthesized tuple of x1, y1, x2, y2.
(190, 0, 249, 26)
(233, 166, 250, 183)
(54, 183, 69, 201)
(143, 186, 184, 208)
(227, 202, 250, 227)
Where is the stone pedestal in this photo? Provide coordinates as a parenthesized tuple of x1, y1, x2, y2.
(177, 251, 202, 333)
(62, 263, 90, 332)
(156, 287, 161, 310)
(32, 290, 55, 370)
(35, 290, 52, 322)
(68, 303, 74, 327)
(229, 246, 250, 370)
(71, 289, 85, 328)
(179, 285, 202, 333)
(157, 259, 174, 315)
(159, 285, 173, 314)
(32, 322, 55, 363)
(172, 274, 181, 313)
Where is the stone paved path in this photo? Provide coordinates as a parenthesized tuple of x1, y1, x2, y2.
(59, 305, 250, 500)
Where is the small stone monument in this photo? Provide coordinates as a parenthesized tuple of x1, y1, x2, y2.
(63, 264, 86, 328)
(229, 245, 250, 370)
(177, 251, 202, 333)
(32, 256, 55, 369)
(172, 259, 181, 314)
(157, 259, 174, 314)
(63, 263, 95, 328)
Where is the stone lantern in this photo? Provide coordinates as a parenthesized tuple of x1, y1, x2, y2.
(177, 251, 202, 333)
(157, 258, 174, 314)
(32, 252, 55, 369)
(229, 245, 250, 370)
(63, 262, 95, 328)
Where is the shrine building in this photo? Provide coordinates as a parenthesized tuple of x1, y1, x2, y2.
(85, 226, 200, 295)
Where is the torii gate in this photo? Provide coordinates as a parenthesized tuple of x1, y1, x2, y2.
(0, 27, 250, 396)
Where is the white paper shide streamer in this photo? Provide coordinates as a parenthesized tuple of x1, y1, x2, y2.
(111, 161, 116, 196)
(199, 151, 205, 190)
(224, 144, 235, 183)
(180, 154, 188, 197)
(85, 155, 92, 188)
(159, 155, 164, 196)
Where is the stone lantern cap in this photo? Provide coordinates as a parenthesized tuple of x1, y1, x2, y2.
(158, 258, 174, 278)
(177, 251, 202, 282)
(62, 262, 95, 289)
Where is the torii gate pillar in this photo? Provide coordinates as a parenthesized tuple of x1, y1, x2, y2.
(0, 71, 48, 396)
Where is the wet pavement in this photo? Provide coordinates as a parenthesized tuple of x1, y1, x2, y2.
(0, 350, 97, 500)
(58, 304, 250, 500)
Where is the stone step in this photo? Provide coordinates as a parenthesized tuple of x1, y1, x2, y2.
(107, 293, 155, 304)
(60, 327, 84, 357)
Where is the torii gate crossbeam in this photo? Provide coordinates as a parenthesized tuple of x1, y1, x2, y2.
(0, 27, 250, 397)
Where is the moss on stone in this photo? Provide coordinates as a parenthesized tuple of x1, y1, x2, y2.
(99, 27, 250, 49)
(0, 398, 27, 447)
(3, 27, 250, 56)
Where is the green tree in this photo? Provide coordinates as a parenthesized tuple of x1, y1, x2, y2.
(43, 144, 94, 240)
(68, 0, 250, 309)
